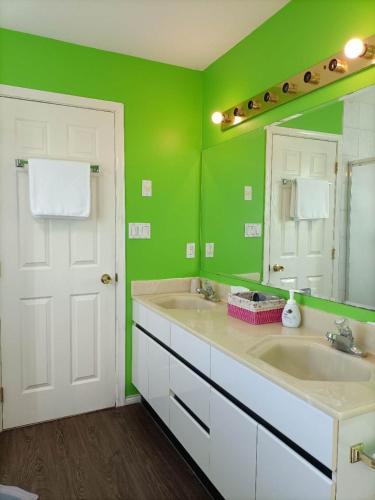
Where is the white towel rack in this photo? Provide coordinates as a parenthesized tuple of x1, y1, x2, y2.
(15, 159, 100, 173)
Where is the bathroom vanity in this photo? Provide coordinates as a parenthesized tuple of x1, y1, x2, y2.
(132, 284, 375, 500)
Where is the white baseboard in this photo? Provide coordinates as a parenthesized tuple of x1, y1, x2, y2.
(123, 394, 141, 406)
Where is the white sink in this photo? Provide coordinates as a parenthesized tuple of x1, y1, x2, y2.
(153, 295, 219, 311)
(250, 337, 374, 382)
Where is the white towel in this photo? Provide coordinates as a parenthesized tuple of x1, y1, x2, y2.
(290, 177, 330, 220)
(28, 159, 91, 218)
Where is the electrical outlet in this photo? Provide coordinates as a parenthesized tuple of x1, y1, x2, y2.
(244, 223, 262, 238)
(142, 180, 152, 197)
(205, 242, 214, 258)
(129, 223, 151, 239)
(186, 242, 195, 258)
(244, 185, 252, 200)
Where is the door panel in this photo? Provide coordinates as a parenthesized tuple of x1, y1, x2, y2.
(269, 133, 337, 299)
(0, 97, 117, 428)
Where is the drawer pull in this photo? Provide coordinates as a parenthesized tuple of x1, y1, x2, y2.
(350, 443, 375, 469)
(171, 394, 210, 435)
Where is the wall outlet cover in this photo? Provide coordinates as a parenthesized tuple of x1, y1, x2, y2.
(244, 185, 253, 200)
(129, 223, 151, 239)
(205, 242, 214, 258)
(244, 223, 262, 238)
(142, 180, 152, 197)
(186, 242, 195, 258)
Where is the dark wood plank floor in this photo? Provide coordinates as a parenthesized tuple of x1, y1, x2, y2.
(0, 403, 212, 500)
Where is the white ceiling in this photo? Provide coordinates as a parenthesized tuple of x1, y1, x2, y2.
(0, 0, 289, 70)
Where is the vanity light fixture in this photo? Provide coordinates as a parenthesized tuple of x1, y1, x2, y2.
(248, 99, 261, 110)
(282, 82, 298, 94)
(233, 107, 245, 117)
(263, 92, 278, 103)
(211, 111, 231, 125)
(303, 71, 320, 84)
(215, 33, 375, 130)
(344, 38, 375, 59)
(211, 111, 224, 124)
(328, 58, 347, 73)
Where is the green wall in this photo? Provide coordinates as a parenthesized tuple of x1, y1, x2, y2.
(280, 100, 343, 134)
(201, 129, 265, 276)
(201, 0, 375, 322)
(0, 28, 203, 396)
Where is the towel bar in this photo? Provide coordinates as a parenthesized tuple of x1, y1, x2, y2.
(350, 443, 375, 470)
(281, 177, 333, 186)
(15, 159, 100, 173)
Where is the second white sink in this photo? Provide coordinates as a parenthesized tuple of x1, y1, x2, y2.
(250, 337, 374, 382)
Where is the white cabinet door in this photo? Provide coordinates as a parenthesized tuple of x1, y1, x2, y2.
(210, 388, 257, 500)
(132, 326, 148, 398)
(256, 426, 334, 500)
(148, 337, 170, 426)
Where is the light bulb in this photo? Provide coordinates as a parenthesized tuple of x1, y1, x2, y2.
(344, 38, 365, 59)
(211, 111, 223, 124)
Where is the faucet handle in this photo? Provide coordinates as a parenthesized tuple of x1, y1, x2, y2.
(335, 318, 353, 338)
(335, 318, 347, 328)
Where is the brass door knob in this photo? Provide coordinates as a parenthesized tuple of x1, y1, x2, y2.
(101, 273, 113, 285)
(272, 264, 285, 272)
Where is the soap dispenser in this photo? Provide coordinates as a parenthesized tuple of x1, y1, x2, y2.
(282, 290, 301, 328)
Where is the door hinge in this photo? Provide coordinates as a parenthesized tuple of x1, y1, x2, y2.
(0, 387, 3, 403)
(334, 161, 338, 175)
(331, 248, 336, 260)
(115, 273, 118, 283)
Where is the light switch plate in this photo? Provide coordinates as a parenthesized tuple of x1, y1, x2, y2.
(205, 242, 214, 258)
(244, 185, 252, 200)
(244, 223, 262, 238)
(186, 242, 195, 258)
(129, 223, 151, 239)
(142, 180, 152, 197)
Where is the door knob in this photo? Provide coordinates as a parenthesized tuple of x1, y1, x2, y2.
(101, 273, 113, 285)
(272, 264, 285, 272)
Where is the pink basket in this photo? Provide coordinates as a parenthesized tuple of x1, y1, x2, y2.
(228, 303, 283, 325)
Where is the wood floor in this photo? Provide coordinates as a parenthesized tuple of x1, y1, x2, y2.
(0, 403, 213, 500)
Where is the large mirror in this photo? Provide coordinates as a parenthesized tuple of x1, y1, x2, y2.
(201, 84, 375, 310)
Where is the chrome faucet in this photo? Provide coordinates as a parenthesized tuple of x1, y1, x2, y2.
(196, 281, 219, 302)
(326, 318, 367, 357)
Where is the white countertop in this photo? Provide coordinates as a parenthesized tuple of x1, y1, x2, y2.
(133, 292, 375, 420)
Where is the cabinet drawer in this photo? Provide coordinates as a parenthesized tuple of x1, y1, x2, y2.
(169, 395, 210, 475)
(133, 301, 170, 346)
(211, 347, 335, 469)
(170, 324, 210, 376)
(257, 426, 333, 500)
(170, 356, 210, 426)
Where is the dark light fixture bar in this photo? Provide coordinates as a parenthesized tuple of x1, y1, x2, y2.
(215, 34, 375, 130)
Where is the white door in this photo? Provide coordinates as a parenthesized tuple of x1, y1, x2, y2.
(0, 97, 117, 429)
(268, 132, 337, 299)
